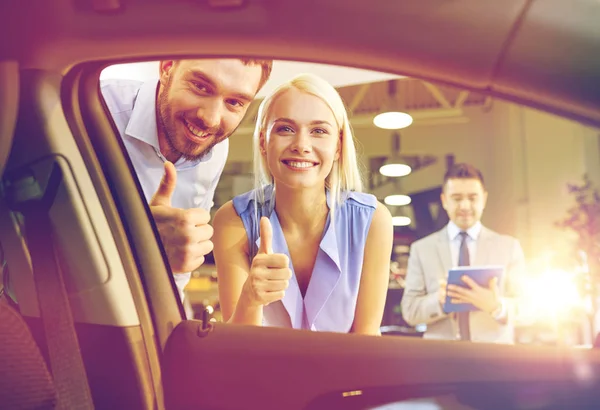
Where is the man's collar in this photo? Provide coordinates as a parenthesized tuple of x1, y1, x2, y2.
(125, 80, 160, 149)
(124, 79, 213, 166)
(447, 220, 482, 241)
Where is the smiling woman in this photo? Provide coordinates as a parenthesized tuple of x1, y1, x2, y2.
(212, 73, 393, 335)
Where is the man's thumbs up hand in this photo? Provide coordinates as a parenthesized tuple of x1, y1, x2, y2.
(150, 162, 213, 274)
(242, 217, 291, 307)
(150, 161, 177, 207)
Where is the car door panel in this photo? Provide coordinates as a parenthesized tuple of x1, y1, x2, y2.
(161, 321, 600, 409)
(1, 68, 163, 409)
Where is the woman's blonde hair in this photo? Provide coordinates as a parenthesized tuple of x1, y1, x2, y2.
(252, 73, 363, 209)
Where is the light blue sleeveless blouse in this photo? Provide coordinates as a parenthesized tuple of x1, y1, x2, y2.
(232, 186, 377, 333)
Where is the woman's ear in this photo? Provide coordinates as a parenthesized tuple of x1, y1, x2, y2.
(259, 131, 267, 156)
(159, 60, 176, 86)
(334, 133, 342, 161)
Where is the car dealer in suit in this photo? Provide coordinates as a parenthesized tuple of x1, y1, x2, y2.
(401, 163, 525, 343)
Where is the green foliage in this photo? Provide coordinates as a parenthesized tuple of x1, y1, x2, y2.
(556, 175, 600, 281)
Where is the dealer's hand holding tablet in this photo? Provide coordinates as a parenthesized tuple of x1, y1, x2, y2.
(446, 271, 503, 316)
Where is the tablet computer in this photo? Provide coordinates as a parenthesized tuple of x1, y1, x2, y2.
(443, 265, 504, 313)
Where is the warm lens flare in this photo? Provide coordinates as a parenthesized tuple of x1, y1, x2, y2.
(517, 269, 584, 324)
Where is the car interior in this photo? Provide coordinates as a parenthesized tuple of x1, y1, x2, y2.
(1, 0, 600, 409)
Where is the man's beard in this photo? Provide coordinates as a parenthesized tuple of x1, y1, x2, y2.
(157, 81, 228, 162)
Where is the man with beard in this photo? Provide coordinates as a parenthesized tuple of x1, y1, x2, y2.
(101, 59, 273, 300)
(401, 163, 525, 344)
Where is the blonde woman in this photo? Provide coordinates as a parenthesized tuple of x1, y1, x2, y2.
(213, 74, 392, 335)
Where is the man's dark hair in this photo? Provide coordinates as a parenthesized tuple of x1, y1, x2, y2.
(443, 163, 485, 188)
(240, 59, 273, 91)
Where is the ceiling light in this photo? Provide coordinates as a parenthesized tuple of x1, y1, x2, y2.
(373, 111, 413, 130)
(378, 132, 412, 177)
(392, 216, 411, 226)
(379, 163, 412, 177)
(374, 80, 413, 130)
(384, 194, 412, 206)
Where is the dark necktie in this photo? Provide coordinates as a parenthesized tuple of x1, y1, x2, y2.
(458, 231, 471, 341)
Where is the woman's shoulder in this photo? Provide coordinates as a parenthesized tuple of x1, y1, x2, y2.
(213, 200, 251, 254)
(232, 185, 274, 216)
(213, 200, 240, 229)
(336, 192, 391, 232)
(341, 191, 378, 210)
(231, 190, 255, 216)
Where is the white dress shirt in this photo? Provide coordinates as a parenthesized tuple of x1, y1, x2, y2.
(447, 221, 481, 267)
(101, 79, 228, 300)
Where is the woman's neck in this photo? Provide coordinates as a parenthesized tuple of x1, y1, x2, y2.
(274, 184, 329, 235)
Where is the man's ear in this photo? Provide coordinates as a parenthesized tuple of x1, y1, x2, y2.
(440, 191, 448, 211)
(159, 60, 176, 86)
